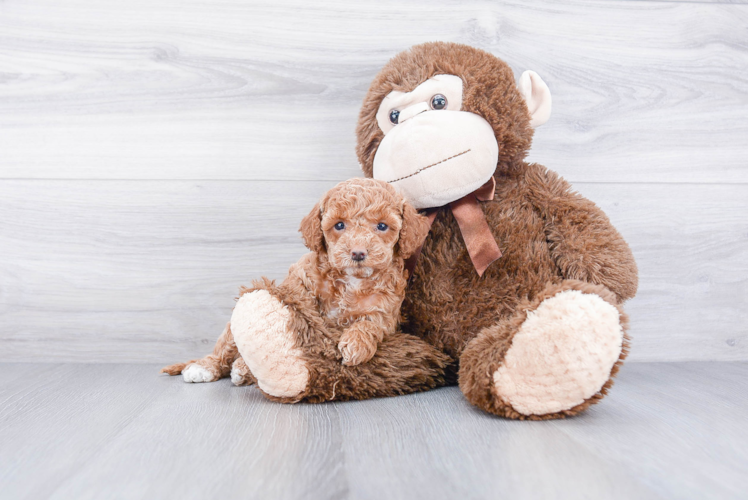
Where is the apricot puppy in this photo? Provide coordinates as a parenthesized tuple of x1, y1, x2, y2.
(300, 177, 428, 365)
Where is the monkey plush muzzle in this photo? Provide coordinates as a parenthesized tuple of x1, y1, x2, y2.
(372, 109, 498, 209)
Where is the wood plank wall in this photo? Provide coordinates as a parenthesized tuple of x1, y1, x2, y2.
(1, 0, 746, 363)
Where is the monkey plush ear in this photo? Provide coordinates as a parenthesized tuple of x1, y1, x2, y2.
(518, 70, 552, 127)
(397, 200, 432, 259)
(299, 202, 325, 253)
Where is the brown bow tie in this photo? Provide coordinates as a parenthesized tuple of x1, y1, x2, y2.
(405, 177, 502, 278)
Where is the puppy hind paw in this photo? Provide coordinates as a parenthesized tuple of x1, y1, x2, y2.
(230, 367, 244, 386)
(182, 364, 218, 383)
(230, 358, 255, 386)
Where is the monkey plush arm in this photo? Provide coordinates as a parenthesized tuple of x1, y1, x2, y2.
(525, 163, 638, 303)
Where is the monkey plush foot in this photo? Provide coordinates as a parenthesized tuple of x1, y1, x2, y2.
(459, 281, 629, 419)
(493, 288, 624, 416)
(231, 290, 309, 399)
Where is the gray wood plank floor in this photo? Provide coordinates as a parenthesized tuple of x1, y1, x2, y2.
(1, 362, 746, 500)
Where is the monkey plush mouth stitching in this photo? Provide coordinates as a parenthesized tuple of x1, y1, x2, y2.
(387, 149, 471, 184)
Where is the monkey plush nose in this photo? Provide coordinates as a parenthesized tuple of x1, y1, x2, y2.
(351, 250, 367, 262)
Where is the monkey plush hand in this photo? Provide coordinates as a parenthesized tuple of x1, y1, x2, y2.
(353, 42, 638, 419)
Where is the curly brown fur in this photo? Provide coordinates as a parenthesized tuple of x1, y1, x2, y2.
(398, 162, 638, 362)
(355, 42, 638, 419)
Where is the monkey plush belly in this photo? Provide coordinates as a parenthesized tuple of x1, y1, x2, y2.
(401, 196, 559, 361)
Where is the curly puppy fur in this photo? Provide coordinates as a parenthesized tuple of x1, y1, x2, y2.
(162, 178, 450, 399)
(296, 177, 432, 366)
(353, 42, 638, 419)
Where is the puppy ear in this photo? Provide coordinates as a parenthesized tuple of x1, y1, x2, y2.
(299, 202, 325, 253)
(397, 200, 431, 259)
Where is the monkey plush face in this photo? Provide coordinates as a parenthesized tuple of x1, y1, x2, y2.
(373, 74, 499, 209)
(356, 42, 552, 209)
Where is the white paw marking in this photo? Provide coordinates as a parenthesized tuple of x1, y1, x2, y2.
(230, 364, 244, 386)
(493, 290, 623, 416)
(182, 364, 216, 383)
(231, 290, 308, 398)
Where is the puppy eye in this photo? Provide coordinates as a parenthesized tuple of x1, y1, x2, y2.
(334, 222, 345, 231)
(389, 110, 400, 124)
(376, 222, 389, 231)
(430, 94, 447, 110)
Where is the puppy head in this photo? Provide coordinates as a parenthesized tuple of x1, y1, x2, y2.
(299, 178, 430, 276)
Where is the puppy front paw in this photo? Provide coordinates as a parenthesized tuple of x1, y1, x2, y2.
(338, 327, 379, 366)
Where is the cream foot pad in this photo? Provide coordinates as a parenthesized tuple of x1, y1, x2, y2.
(231, 290, 309, 398)
(493, 290, 623, 415)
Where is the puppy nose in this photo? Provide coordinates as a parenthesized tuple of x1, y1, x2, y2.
(351, 249, 367, 262)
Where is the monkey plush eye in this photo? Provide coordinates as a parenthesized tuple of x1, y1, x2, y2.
(334, 222, 345, 230)
(430, 94, 447, 110)
(389, 110, 400, 124)
(376, 222, 389, 231)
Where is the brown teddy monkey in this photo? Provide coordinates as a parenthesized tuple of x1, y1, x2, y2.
(169, 42, 637, 420)
(354, 42, 638, 419)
